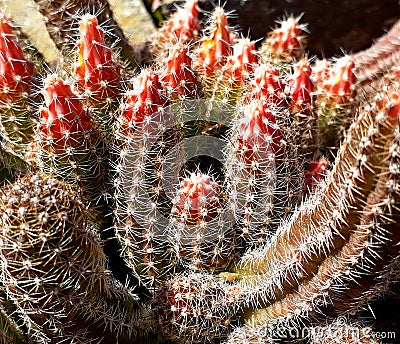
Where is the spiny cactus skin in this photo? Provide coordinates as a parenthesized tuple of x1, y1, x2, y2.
(0, 173, 144, 343)
(0, 1, 400, 344)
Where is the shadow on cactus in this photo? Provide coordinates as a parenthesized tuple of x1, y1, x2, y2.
(0, 0, 400, 343)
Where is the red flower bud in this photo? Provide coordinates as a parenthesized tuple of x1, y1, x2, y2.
(161, 42, 197, 97)
(171, 172, 221, 225)
(41, 75, 93, 150)
(75, 14, 120, 103)
(120, 69, 166, 130)
(304, 157, 329, 189)
(224, 38, 258, 85)
(0, 11, 33, 103)
(290, 59, 314, 112)
(197, 7, 236, 76)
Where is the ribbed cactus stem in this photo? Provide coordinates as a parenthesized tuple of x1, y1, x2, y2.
(160, 42, 198, 98)
(152, 272, 242, 343)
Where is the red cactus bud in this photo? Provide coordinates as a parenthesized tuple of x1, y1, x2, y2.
(264, 16, 306, 61)
(197, 7, 236, 76)
(75, 14, 120, 103)
(290, 59, 314, 112)
(224, 38, 258, 85)
(41, 75, 93, 150)
(304, 157, 329, 189)
(163, 0, 199, 43)
(120, 68, 166, 130)
(0, 11, 33, 103)
(251, 64, 285, 104)
(311, 59, 330, 85)
(171, 172, 221, 225)
(324, 56, 356, 103)
(161, 42, 197, 96)
(238, 100, 282, 163)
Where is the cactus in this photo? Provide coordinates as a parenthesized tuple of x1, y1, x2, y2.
(0, 1, 399, 343)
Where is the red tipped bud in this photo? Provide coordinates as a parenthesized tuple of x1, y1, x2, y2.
(238, 100, 282, 163)
(41, 75, 93, 149)
(251, 64, 285, 104)
(120, 69, 166, 130)
(323, 56, 356, 103)
(75, 14, 120, 103)
(304, 157, 329, 189)
(171, 172, 221, 225)
(290, 59, 314, 112)
(161, 42, 197, 96)
(224, 38, 258, 85)
(264, 16, 306, 61)
(197, 7, 236, 75)
(163, 0, 199, 43)
(0, 11, 33, 103)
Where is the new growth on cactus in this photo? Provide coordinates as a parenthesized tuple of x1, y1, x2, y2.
(0, 1, 400, 344)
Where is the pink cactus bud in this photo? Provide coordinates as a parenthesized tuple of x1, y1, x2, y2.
(290, 59, 314, 112)
(238, 100, 282, 163)
(163, 0, 199, 43)
(304, 157, 329, 189)
(41, 75, 93, 150)
(250, 64, 285, 104)
(0, 11, 33, 103)
(264, 16, 306, 61)
(197, 7, 236, 76)
(75, 14, 120, 103)
(161, 42, 197, 96)
(120, 68, 166, 131)
(171, 172, 221, 225)
(323, 56, 356, 103)
(224, 38, 258, 85)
